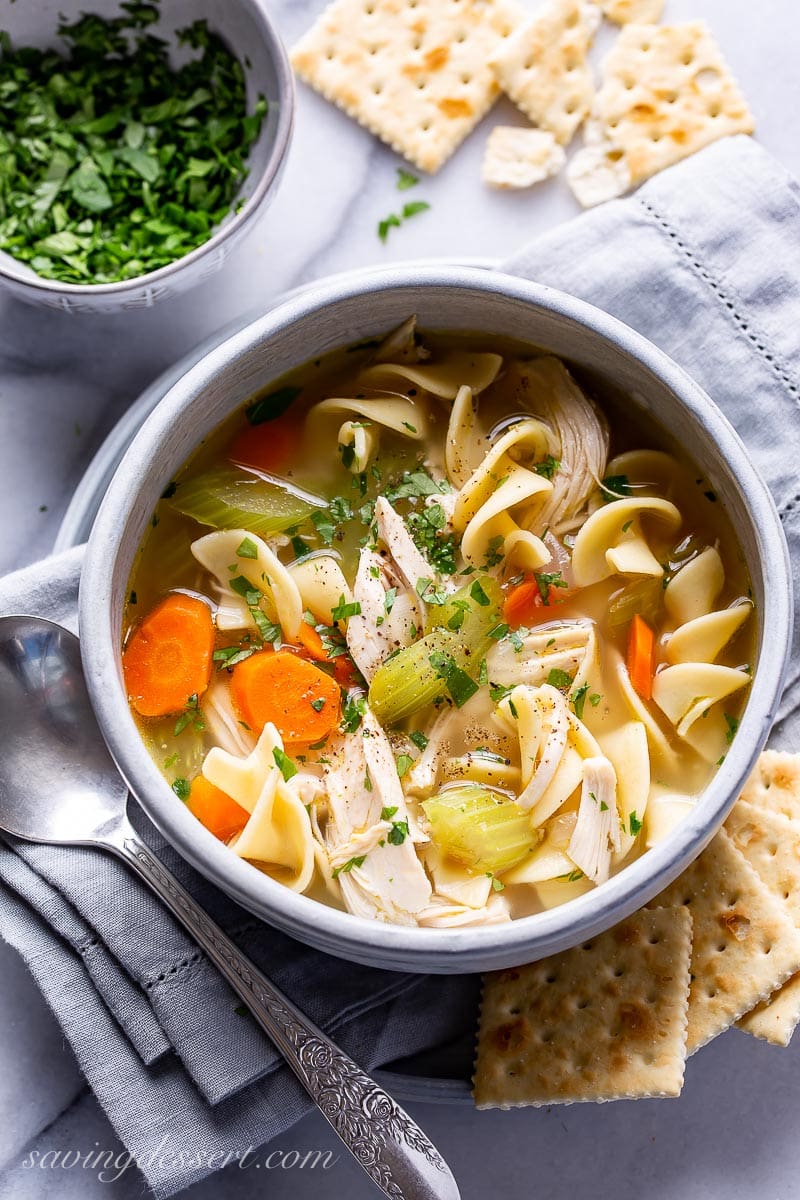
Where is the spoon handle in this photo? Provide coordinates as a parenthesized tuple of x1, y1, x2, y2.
(108, 825, 459, 1200)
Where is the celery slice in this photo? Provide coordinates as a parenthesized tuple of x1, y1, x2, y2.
(422, 785, 535, 874)
(607, 576, 663, 629)
(425, 574, 503, 637)
(368, 628, 461, 724)
(369, 584, 499, 724)
(171, 468, 322, 537)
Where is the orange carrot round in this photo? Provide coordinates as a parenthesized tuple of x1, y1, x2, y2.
(228, 413, 302, 475)
(294, 621, 327, 661)
(627, 613, 655, 701)
(230, 650, 340, 745)
(186, 776, 249, 843)
(123, 593, 215, 718)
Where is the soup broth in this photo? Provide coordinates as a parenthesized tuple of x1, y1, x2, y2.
(123, 321, 755, 925)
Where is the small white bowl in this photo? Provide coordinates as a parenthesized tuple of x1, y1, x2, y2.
(0, 0, 293, 313)
(81, 266, 792, 973)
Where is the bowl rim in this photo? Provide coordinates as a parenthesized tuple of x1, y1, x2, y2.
(79, 265, 793, 972)
(0, 0, 294, 298)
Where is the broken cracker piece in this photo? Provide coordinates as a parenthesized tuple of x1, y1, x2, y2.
(474, 905, 692, 1107)
(489, 0, 600, 145)
(740, 750, 800, 823)
(482, 126, 565, 188)
(290, 0, 523, 174)
(652, 829, 800, 1054)
(599, 0, 664, 24)
(726, 799, 800, 1045)
(567, 21, 755, 207)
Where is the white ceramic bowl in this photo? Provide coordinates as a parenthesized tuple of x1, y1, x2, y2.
(80, 266, 792, 973)
(0, 0, 293, 313)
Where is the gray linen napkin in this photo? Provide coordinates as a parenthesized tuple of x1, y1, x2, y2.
(1, 133, 799, 1197)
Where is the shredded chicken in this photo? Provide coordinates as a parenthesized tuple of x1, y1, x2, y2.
(323, 709, 432, 923)
(523, 356, 609, 534)
(568, 756, 620, 884)
(417, 893, 511, 927)
(346, 547, 422, 682)
(374, 496, 435, 590)
(202, 679, 256, 758)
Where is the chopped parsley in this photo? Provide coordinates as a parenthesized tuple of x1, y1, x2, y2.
(174, 693, 204, 736)
(533, 455, 561, 480)
(332, 855, 366, 879)
(482, 535, 505, 568)
(247, 385, 301, 426)
(384, 587, 397, 615)
(311, 510, 336, 546)
(0, 11, 267, 285)
(213, 642, 261, 668)
(534, 571, 568, 604)
(489, 682, 514, 704)
(386, 469, 451, 502)
(387, 818, 410, 845)
(396, 168, 419, 191)
(416, 577, 449, 606)
(272, 747, 297, 782)
(236, 536, 259, 560)
(724, 712, 739, 744)
(410, 730, 429, 752)
(429, 652, 479, 708)
(310, 697, 327, 713)
(488, 623, 509, 641)
(629, 811, 643, 836)
(547, 668, 574, 691)
(600, 474, 632, 502)
(377, 199, 430, 242)
(171, 777, 191, 802)
(396, 753, 414, 778)
(571, 682, 590, 719)
(341, 693, 367, 734)
(470, 579, 491, 607)
(406, 503, 457, 575)
(331, 594, 362, 622)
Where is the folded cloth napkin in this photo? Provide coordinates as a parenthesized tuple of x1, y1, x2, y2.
(1, 133, 799, 1198)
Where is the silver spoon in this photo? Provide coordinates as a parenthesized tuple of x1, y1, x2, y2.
(0, 615, 460, 1200)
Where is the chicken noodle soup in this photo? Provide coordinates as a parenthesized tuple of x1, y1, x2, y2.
(123, 320, 754, 926)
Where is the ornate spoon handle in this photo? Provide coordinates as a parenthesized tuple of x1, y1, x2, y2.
(108, 824, 459, 1200)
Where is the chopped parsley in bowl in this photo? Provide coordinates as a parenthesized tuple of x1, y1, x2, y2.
(0, 0, 293, 310)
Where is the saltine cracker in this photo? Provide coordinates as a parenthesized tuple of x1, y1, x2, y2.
(291, 0, 523, 173)
(489, 0, 600, 145)
(474, 905, 692, 1106)
(652, 829, 800, 1054)
(482, 126, 565, 188)
(567, 21, 755, 206)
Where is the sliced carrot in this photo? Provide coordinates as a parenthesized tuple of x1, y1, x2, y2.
(293, 620, 361, 688)
(502, 576, 544, 627)
(228, 412, 302, 475)
(332, 654, 361, 690)
(230, 650, 341, 746)
(186, 775, 249, 843)
(123, 593, 214, 718)
(627, 614, 655, 701)
(294, 621, 327, 661)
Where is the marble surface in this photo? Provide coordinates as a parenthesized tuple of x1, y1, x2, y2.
(1, 0, 800, 1197)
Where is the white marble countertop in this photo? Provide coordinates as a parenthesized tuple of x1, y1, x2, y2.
(1, 0, 800, 1197)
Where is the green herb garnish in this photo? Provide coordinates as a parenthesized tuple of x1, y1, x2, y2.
(0, 10, 266, 284)
(332, 854, 366, 879)
(272, 747, 297, 782)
